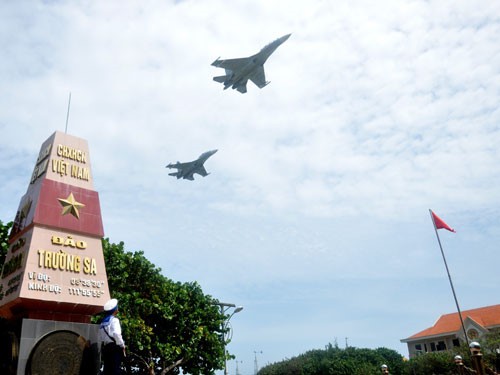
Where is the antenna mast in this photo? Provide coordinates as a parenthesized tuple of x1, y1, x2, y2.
(65, 92, 72, 134)
(254, 350, 263, 375)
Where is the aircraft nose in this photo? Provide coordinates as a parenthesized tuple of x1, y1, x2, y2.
(281, 33, 291, 42)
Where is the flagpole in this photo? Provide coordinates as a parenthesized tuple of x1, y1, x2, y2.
(429, 209, 469, 347)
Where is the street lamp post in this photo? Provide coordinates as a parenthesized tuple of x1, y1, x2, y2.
(216, 302, 243, 375)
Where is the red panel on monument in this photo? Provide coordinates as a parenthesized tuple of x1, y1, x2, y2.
(34, 179, 104, 237)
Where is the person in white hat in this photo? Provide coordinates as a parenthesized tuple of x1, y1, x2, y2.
(99, 298, 126, 374)
(454, 355, 476, 375)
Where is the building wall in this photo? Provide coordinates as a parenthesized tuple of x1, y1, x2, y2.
(406, 334, 460, 358)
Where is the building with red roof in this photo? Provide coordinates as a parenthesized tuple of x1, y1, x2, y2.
(401, 304, 500, 358)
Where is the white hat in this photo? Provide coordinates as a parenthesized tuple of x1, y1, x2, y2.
(469, 341, 481, 349)
(381, 364, 388, 369)
(104, 298, 118, 312)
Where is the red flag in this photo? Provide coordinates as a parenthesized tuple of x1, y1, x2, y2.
(430, 210, 456, 233)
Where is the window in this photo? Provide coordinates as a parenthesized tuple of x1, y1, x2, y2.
(453, 339, 460, 347)
(437, 341, 446, 351)
(430, 342, 436, 352)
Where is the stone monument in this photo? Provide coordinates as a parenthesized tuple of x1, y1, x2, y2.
(0, 131, 111, 374)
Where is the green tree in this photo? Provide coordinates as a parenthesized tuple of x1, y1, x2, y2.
(406, 351, 456, 375)
(96, 238, 227, 374)
(0, 221, 13, 301)
(478, 329, 500, 371)
(258, 344, 406, 375)
(0, 221, 12, 268)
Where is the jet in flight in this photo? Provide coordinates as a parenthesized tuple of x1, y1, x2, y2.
(212, 33, 291, 93)
(166, 149, 218, 180)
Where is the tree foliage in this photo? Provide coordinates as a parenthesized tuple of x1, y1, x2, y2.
(257, 343, 406, 375)
(0, 221, 13, 301)
(406, 351, 456, 375)
(95, 238, 227, 374)
(477, 329, 500, 372)
(0, 221, 12, 268)
(258, 338, 500, 375)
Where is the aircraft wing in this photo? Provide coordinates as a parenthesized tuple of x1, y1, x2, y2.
(249, 66, 268, 88)
(212, 57, 250, 72)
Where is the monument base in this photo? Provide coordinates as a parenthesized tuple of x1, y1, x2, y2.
(13, 318, 101, 375)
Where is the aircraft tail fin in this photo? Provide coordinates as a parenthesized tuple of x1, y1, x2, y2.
(213, 75, 228, 83)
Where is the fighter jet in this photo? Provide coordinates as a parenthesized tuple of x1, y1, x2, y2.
(166, 150, 218, 181)
(212, 33, 291, 93)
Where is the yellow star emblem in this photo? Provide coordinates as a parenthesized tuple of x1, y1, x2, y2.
(58, 192, 85, 219)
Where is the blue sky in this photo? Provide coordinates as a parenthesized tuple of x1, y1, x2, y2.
(1, 1, 500, 374)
